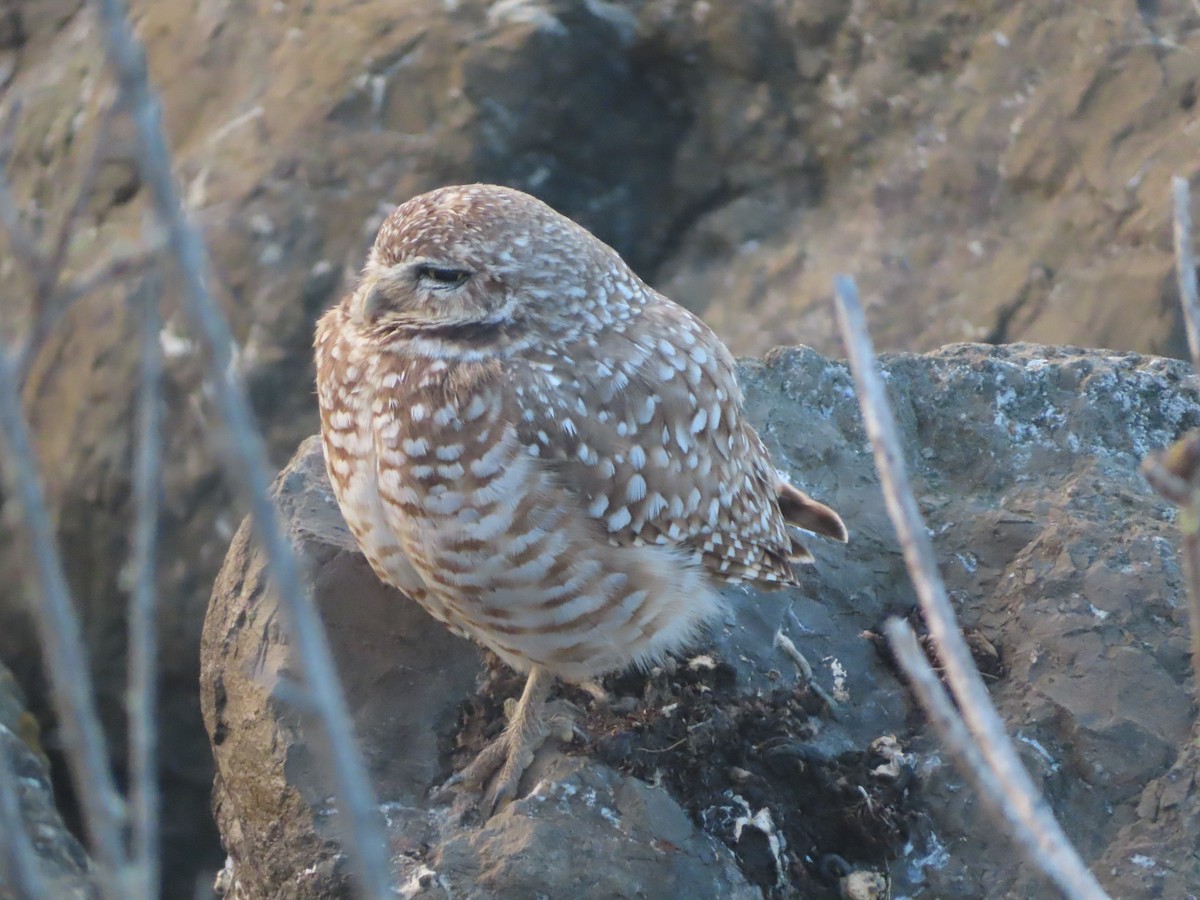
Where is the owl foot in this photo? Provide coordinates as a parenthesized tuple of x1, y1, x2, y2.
(435, 665, 577, 816)
(576, 679, 610, 711)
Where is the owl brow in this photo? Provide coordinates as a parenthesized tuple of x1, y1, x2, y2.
(380, 317, 525, 344)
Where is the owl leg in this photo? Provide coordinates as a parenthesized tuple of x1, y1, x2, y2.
(441, 664, 575, 815)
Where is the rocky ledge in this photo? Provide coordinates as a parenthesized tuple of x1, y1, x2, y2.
(0, 661, 95, 898)
(200, 343, 1200, 899)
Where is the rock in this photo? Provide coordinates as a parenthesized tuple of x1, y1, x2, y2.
(674, 1, 1200, 361)
(200, 437, 759, 899)
(202, 344, 1199, 898)
(1, 1, 1199, 893)
(0, 661, 96, 899)
(1096, 722, 1200, 899)
(422, 754, 758, 900)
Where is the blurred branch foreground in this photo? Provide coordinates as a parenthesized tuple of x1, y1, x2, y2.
(1141, 177, 1200, 690)
(0, 0, 390, 897)
(0, 3, 1196, 899)
(834, 277, 1109, 900)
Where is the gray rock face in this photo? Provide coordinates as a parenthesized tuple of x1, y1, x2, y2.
(201, 437, 758, 899)
(201, 343, 1200, 898)
(0, 662, 96, 899)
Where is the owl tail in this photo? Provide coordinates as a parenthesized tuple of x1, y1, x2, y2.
(777, 480, 848, 565)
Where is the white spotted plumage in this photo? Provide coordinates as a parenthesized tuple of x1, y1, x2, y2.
(315, 184, 847, 806)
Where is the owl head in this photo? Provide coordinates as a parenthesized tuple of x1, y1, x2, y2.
(348, 185, 642, 349)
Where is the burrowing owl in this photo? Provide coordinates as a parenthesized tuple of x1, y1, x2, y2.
(315, 184, 846, 811)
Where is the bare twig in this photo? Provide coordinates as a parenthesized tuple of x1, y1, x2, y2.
(1141, 177, 1200, 689)
(19, 101, 131, 373)
(15, 247, 161, 385)
(38, 100, 121, 302)
(126, 267, 164, 898)
(0, 734, 48, 899)
(0, 101, 45, 276)
(1179, 516, 1200, 687)
(1143, 435, 1198, 507)
(0, 174, 42, 272)
(0, 85, 131, 900)
(90, 1, 393, 896)
(774, 629, 841, 713)
(0, 346, 128, 896)
(883, 619, 1071, 860)
(834, 275, 1109, 900)
(0, 95, 160, 386)
(1173, 176, 1200, 373)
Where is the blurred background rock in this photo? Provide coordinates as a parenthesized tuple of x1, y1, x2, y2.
(0, 1, 1197, 895)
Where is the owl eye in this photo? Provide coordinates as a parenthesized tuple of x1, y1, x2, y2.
(415, 265, 471, 288)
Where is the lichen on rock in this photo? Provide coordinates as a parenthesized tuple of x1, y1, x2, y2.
(201, 343, 1200, 898)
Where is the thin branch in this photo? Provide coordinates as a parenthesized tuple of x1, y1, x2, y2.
(0, 346, 128, 896)
(1142, 436, 1197, 506)
(21, 100, 131, 370)
(882, 619, 1105, 883)
(834, 275, 1109, 900)
(1180, 524, 1200, 687)
(90, 1, 393, 896)
(0, 100, 45, 276)
(0, 81, 130, 900)
(0, 734, 48, 899)
(1140, 178, 1200, 687)
(774, 629, 841, 714)
(15, 246, 161, 385)
(126, 267, 164, 898)
(38, 99, 121, 301)
(0, 95, 159, 387)
(0, 173, 42, 271)
(1174, 176, 1200, 374)
(1166, 176, 1200, 687)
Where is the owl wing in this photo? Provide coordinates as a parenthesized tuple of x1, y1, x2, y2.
(511, 297, 843, 587)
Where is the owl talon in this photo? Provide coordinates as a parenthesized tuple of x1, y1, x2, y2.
(480, 728, 545, 815)
(437, 739, 508, 794)
(434, 666, 567, 815)
(576, 679, 610, 711)
(546, 709, 581, 743)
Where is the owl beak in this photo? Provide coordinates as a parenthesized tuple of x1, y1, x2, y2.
(355, 264, 411, 323)
(354, 269, 395, 323)
(359, 281, 384, 321)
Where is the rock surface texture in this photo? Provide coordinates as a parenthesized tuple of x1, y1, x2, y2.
(0, 0, 1198, 893)
(202, 344, 1200, 899)
(0, 662, 96, 898)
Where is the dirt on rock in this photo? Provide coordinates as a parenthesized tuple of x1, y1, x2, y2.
(442, 654, 914, 899)
(589, 663, 911, 897)
(199, 344, 1200, 899)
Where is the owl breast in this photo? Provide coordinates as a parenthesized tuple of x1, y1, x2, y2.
(315, 308, 723, 680)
